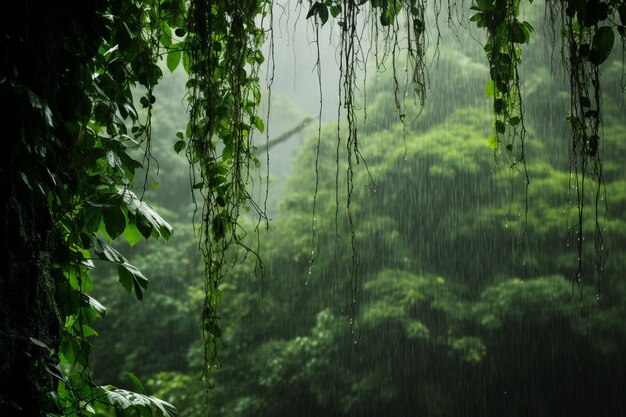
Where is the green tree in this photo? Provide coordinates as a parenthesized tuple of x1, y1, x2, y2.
(1, 1, 625, 416)
(143, 26, 625, 416)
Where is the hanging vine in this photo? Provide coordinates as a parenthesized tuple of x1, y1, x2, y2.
(300, 0, 626, 298)
(544, 0, 624, 292)
(4, 1, 626, 415)
(470, 0, 533, 157)
(304, 0, 437, 317)
(179, 0, 271, 382)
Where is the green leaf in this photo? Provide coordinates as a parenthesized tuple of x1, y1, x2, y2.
(79, 325, 99, 337)
(123, 222, 143, 247)
(59, 335, 80, 366)
(101, 387, 142, 410)
(160, 21, 172, 47)
(95, 239, 126, 264)
(380, 10, 391, 26)
(522, 21, 534, 42)
(174, 139, 186, 153)
(205, 321, 222, 338)
(451, 337, 486, 363)
(94, 103, 111, 125)
(182, 48, 191, 74)
(306, 3, 318, 19)
(83, 205, 103, 234)
(118, 262, 149, 300)
(251, 115, 264, 133)
(103, 207, 126, 239)
(510, 21, 527, 44)
(126, 372, 147, 395)
(136, 219, 153, 240)
(488, 135, 499, 150)
(99, 386, 177, 417)
(81, 293, 107, 317)
(45, 362, 67, 383)
(476, 0, 494, 10)
(117, 264, 133, 293)
(485, 80, 495, 97)
(29, 337, 51, 350)
(94, 239, 148, 299)
(494, 98, 506, 114)
(406, 320, 429, 339)
(470, 13, 483, 23)
(119, 189, 173, 240)
(166, 48, 182, 72)
(212, 213, 228, 240)
(150, 396, 178, 417)
(318, 3, 329, 25)
(27, 89, 54, 127)
(106, 150, 121, 169)
(589, 26, 615, 66)
(306, 2, 329, 25)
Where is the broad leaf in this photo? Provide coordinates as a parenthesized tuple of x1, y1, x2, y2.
(81, 293, 107, 317)
(99, 386, 177, 417)
(126, 372, 147, 395)
(118, 263, 149, 300)
(103, 206, 126, 239)
(488, 135, 499, 150)
(119, 188, 173, 239)
(124, 222, 143, 247)
(589, 26, 615, 66)
(174, 139, 186, 153)
(167, 48, 182, 72)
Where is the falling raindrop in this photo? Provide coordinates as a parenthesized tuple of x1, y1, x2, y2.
(85, 4, 626, 416)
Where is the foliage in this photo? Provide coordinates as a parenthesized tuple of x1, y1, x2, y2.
(147, 372, 207, 417)
(470, 0, 533, 158)
(2, 0, 626, 417)
(156, 0, 272, 374)
(90, 226, 202, 386)
(1, 1, 184, 415)
(542, 0, 626, 285)
(115, 26, 625, 416)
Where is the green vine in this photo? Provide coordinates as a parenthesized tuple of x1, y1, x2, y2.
(545, 0, 623, 291)
(304, 0, 434, 317)
(49, 1, 181, 414)
(2, 1, 626, 416)
(1, 1, 185, 415)
(179, 0, 270, 384)
(471, 0, 533, 156)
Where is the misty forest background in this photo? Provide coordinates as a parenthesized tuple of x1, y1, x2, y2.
(89, 4, 625, 417)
